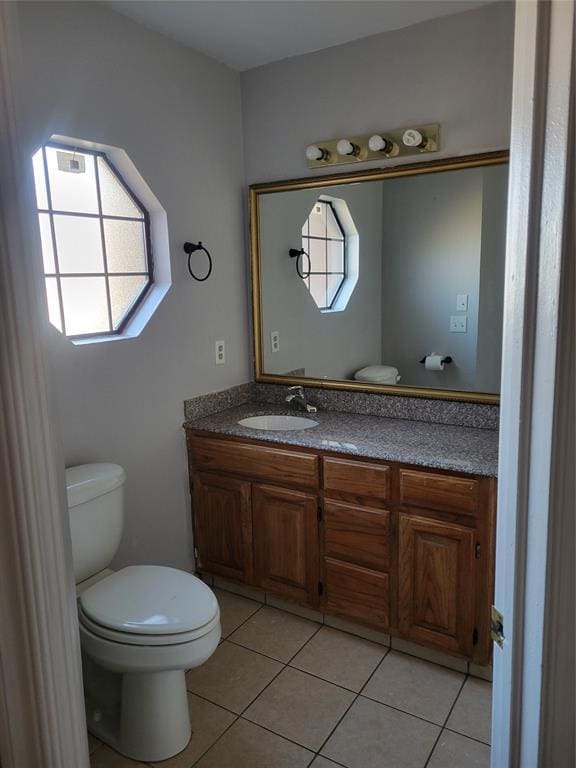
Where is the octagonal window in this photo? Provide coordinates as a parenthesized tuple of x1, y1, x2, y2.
(32, 141, 153, 339)
(301, 200, 346, 310)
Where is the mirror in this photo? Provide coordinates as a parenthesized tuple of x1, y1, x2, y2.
(250, 152, 508, 403)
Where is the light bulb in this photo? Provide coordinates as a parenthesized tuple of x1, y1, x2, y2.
(368, 134, 386, 152)
(305, 144, 329, 162)
(402, 129, 426, 148)
(336, 139, 359, 157)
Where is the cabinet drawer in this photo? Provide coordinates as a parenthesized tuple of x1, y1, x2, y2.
(324, 558, 389, 631)
(324, 500, 390, 570)
(188, 435, 318, 489)
(399, 469, 479, 514)
(323, 457, 390, 501)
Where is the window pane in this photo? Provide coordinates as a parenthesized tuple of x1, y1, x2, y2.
(326, 205, 344, 239)
(54, 215, 104, 273)
(307, 238, 326, 273)
(309, 274, 327, 309)
(327, 240, 344, 273)
(60, 277, 109, 336)
(32, 149, 48, 209)
(308, 202, 326, 237)
(38, 213, 55, 273)
(46, 147, 99, 214)
(104, 219, 147, 273)
(98, 157, 143, 218)
(109, 275, 148, 329)
(44, 277, 62, 331)
(327, 274, 344, 306)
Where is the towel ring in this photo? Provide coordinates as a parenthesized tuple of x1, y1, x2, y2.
(183, 241, 213, 282)
(289, 248, 311, 279)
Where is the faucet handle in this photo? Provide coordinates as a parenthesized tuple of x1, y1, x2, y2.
(288, 385, 304, 394)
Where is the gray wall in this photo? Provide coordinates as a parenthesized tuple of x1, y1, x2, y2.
(16, 2, 250, 571)
(476, 164, 508, 391)
(380, 169, 483, 390)
(241, 2, 514, 184)
(260, 182, 383, 379)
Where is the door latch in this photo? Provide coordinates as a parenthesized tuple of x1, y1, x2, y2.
(491, 605, 505, 648)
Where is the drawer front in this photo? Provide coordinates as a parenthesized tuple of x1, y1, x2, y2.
(324, 500, 390, 571)
(399, 469, 479, 514)
(324, 558, 389, 631)
(188, 435, 319, 489)
(323, 457, 390, 501)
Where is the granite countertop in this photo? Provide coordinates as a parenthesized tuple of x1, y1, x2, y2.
(185, 402, 499, 477)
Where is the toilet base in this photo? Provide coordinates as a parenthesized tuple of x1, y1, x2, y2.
(84, 656, 191, 762)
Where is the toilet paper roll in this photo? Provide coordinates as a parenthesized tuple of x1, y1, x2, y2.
(425, 354, 444, 371)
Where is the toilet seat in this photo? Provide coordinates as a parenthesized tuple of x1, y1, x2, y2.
(79, 605, 220, 646)
(79, 565, 219, 646)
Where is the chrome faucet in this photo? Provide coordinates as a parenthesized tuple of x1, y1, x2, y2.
(285, 385, 317, 413)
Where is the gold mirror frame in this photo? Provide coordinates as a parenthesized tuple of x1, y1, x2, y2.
(250, 150, 508, 404)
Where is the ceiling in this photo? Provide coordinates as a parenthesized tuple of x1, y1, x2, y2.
(107, 0, 492, 71)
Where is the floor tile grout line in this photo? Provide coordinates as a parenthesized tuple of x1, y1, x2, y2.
(237, 713, 322, 759)
(314, 644, 391, 759)
(224, 633, 386, 697)
(223, 622, 323, 668)
(187, 712, 240, 768)
(443, 726, 492, 748)
(217, 582, 393, 651)
(218, 599, 264, 641)
(422, 674, 470, 768)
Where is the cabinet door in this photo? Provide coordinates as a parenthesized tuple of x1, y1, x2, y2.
(398, 514, 476, 657)
(252, 484, 319, 607)
(324, 558, 389, 631)
(193, 472, 253, 583)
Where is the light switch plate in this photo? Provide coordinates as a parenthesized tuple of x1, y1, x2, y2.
(215, 340, 225, 364)
(456, 293, 468, 311)
(271, 331, 280, 353)
(450, 315, 467, 333)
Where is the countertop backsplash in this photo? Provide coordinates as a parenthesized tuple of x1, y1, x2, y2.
(184, 382, 499, 431)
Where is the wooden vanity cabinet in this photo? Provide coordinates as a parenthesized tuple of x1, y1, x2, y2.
(186, 430, 496, 664)
(188, 433, 321, 608)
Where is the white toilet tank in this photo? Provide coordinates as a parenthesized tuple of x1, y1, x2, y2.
(66, 463, 126, 584)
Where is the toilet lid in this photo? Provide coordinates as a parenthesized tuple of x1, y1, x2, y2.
(80, 565, 218, 635)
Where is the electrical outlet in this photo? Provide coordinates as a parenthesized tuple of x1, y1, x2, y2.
(450, 315, 468, 333)
(215, 340, 225, 364)
(271, 331, 280, 353)
(456, 293, 468, 311)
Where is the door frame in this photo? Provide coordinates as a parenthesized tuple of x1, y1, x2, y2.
(0, 4, 89, 766)
(491, 1, 575, 766)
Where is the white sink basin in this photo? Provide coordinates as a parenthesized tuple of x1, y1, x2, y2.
(238, 415, 318, 431)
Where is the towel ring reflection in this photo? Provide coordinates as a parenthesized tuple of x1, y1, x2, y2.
(289, 248, 311, 279)
(183, 241, 213, 282)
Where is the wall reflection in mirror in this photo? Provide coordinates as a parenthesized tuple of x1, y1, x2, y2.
(253, 154, 508, 401)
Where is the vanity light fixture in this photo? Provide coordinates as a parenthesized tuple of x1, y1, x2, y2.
(336, 139, 361, 157)
(305, 144, 331, 162)
(304, 123, 439, 168)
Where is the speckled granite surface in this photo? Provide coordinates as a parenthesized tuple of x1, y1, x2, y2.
(184, 382, 499, 430)
(183, 383, 254, 420)
(185, 402, 499, 477)
(253, 383, 499, 430)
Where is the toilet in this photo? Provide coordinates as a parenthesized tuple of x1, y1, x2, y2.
(66, 463, 221, 762)
(354, 364, 401, 385)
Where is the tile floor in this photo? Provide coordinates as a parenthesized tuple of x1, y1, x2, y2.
(89, 587, 492, 768)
